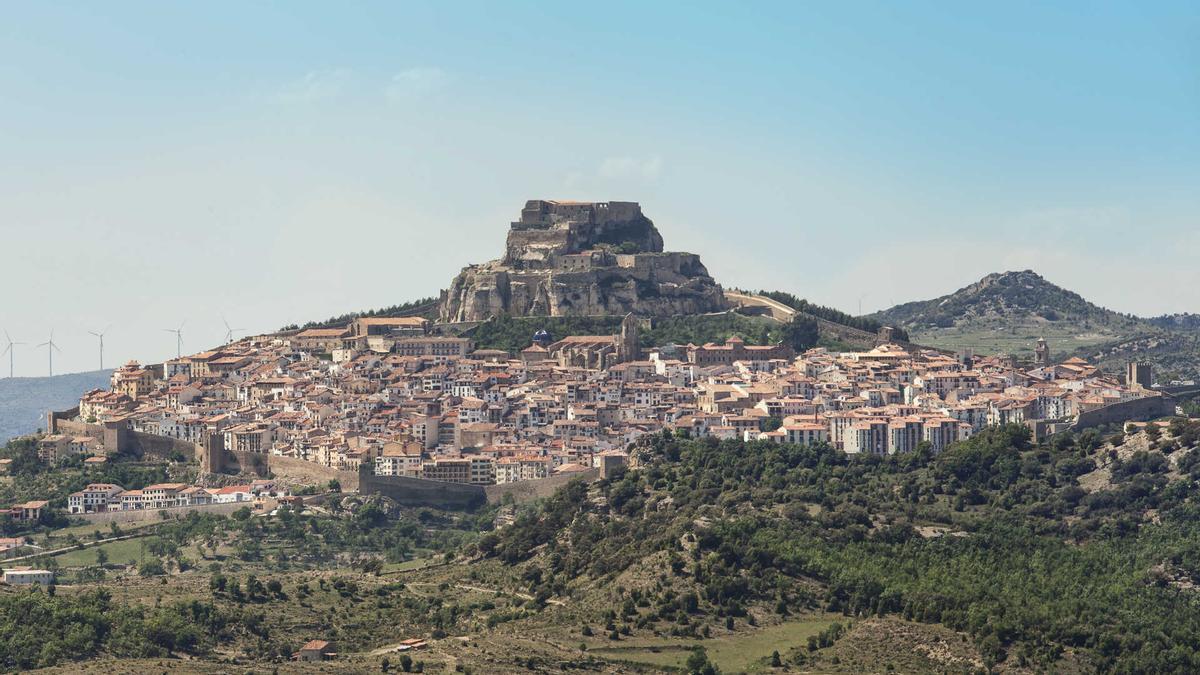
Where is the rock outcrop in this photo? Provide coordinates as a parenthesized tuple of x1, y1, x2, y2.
(439, 200, 728, 322)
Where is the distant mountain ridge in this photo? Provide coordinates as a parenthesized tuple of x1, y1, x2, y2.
(873, 270, 1140, 331)
(871, 270, 1200, 381)
(0, 370, 112, 443)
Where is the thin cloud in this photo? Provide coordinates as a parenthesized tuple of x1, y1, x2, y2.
(274, 68, 353, 103)
(384, 67, 449, 101)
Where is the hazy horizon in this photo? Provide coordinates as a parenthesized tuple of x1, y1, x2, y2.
(2, 2, 1197, 376)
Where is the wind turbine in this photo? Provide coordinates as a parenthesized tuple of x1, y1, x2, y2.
(2, 331, 24, 378)
(163, 322, 185, 359)
(222, 316, 246, 344)
(88, 325, 111, 371)
(37, 330, 62, 376)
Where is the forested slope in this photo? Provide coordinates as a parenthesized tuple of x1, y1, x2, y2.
(480, 421, 1200, 672)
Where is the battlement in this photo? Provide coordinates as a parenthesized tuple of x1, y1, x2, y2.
(512, 200, 643, 230)
(503, 199, 662, 267)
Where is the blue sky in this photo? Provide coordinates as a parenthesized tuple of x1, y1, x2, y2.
(1, 1, 1197, 375)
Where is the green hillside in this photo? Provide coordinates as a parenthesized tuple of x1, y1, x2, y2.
(873, 270, 1200, 380)
(477, 421, 1200, 673)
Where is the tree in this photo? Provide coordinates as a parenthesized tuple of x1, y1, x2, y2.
(780, 315, 820, 352)
(686, 646, 718, 675)
(94, 547, 109, 567)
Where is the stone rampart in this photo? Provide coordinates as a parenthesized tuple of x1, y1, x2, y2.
(358, 468, 486, 510)
(484, 469, 599, 504)
(270, 455, 359, 491)
(1073, 395, 1177, 431)
(51, 413, 200, 462)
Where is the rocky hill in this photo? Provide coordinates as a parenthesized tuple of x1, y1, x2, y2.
(1147, 313, 1200, 331)
(874, 270, 1137, 331)
(872, 270, 1200, 380)
(439, 200, 728, 322)
(0, 370, 112, 443)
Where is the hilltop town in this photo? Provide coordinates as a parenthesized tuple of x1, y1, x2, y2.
(1, 201, 1195, 674)
(38, 297, 1169, 513)
(7, 201, 1177, 517)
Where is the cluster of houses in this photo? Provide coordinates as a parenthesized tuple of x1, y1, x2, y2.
(67, 314, 1165, 490)
(66, 480, 276, 515)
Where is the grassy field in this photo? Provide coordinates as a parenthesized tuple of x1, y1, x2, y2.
(52, 537, 148, 567)
(382, 552, 440, 573)
(588, 616, 837, 672)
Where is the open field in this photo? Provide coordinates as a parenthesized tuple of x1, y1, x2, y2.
(383, 553, 440, 573)
(52, 537, 148, 567)
(588, 616, 837, 672)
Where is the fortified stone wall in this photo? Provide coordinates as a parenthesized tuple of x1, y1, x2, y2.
(51, 413, 199, 462)
(52, 417, 106, 441)
(1073, 395, 1176, 431)
(270, 454, 359, 491)
(358, 468, 486, 510)
(127, 431, 204, 463)
(483, 468, 598, 505)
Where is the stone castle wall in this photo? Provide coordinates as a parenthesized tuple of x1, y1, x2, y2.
(357, 466, 597, 509)
(270, 454, 359, 491)
(483, 468, 598, 504)
(50, 411, 202, 463)
(1073, 395, 1176, 431)
(358, 467, 486, 510)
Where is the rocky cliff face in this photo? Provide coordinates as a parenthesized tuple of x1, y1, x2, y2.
(439, 200, 728, 322)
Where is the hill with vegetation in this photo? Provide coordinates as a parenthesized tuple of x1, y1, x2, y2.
(473, 420, 1200, 672)
(6, 420, 1200, 672)
(872, 270, 1200, 381)
(469, 311, 828, 356)
(758, 290, 904, 338)
(873, 270, 1138, 332)
(0, 370, 112, 443)
(1147, 313, 1200, 332)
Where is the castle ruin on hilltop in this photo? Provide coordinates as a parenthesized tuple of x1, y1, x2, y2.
(438, 200, 728, 322)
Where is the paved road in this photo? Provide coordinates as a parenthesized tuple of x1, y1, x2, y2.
(724, 291, 796, 322)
